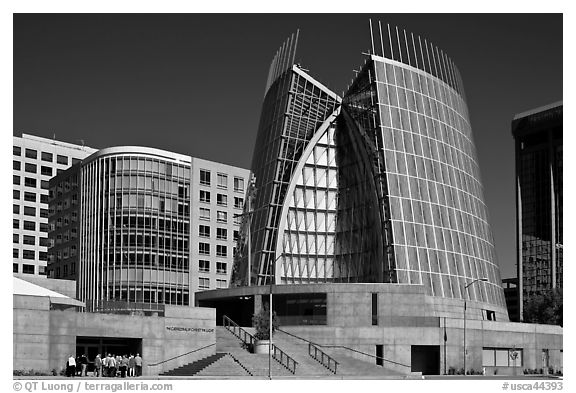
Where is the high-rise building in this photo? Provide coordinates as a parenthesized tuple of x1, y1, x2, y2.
(47, 146, 249, 312)
(502, 277, 520, 322)
(233, 25, 507, 318)
(512, 102, 562, 321)
(13, 134, 96, 276)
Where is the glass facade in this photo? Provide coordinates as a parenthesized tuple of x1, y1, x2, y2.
(512, 103, 563, 319)
(77, 151, 192, 312)
(232, 27, 507, 311)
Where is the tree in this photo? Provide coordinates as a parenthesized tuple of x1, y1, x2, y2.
(252, 305, 279, 340)
(523, 289, 562, 326)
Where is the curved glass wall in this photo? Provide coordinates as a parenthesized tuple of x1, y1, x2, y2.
(78, 151, 191, 312)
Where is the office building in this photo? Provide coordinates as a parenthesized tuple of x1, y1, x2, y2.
(502, 277, 520, 322)
(13, 134, 96, 276)
(512, 102, 562, 321)
(47, 146, 249, 312)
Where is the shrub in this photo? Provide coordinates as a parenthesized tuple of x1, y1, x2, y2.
(13, 369, 51, 376)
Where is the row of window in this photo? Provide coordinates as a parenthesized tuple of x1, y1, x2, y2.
(199, 243, 229, 257)
(198, 260, 227, 274)
(13, 263, 38, 274)
(199, 190, 244, 208)
(13, 175, 49, 189)
(13, 160, 59, 176)
(198, 225, 240, 241)
(13, 219, 49, 232)
(198, 277, 227, 289)
(199, 169, 245, 192)
(12, 248, 48, 261)
(13, 146, 75, 165)
(13, 204, 49, 218)
(13, 190, 50, 203)
(199, 208, 241, 224)
(13, 234, 50, 246)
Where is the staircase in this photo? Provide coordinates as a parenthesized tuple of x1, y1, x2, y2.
(272, 330, 337, 376)
(160, 353, 227, 376)
(216, 326, 293, 377)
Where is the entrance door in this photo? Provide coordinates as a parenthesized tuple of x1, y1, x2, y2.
(411, 345, 440, 375)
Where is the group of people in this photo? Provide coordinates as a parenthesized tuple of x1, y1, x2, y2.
(66, 353, 143, 377)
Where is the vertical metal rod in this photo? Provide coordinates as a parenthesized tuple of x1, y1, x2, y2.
(387, 24, 394, 60)
(403, 29, 411, 67)
(378, 21, 384, 58)
(292, 29, 300, 66)
(395, 26, 403, 63)
(369, 19, 375, 55)
(411, 32, 419, 69)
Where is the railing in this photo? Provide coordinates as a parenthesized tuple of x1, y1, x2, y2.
(272, 344, 298, 374)
(223, 315, 255, 348)
(319, 345, 411, 370)
(147, 343, 215, 367)
(308, 343, 338, 374)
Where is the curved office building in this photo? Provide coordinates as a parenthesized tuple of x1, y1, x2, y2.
(77, 147, 192, 312)
(233, 25, 507, 316)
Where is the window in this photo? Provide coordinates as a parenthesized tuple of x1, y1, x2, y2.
(482, 348, 523, 367)
(217, 173, 228, 189)
(40, 208, 49, 218)
(14, 146, 21, 156)
(217, 194, 227, 206)
(217, 211, 227, 223)
(22, 264, 35, 274)
(233, 230, 240, 242)
(24, 221, 36, 231)
(13, 204, 20, 214)
(25, 149, 37, 159)
(41, 180, 49, 190)
(23, 235, 35, 245)
(41, 166, 52, 176)
(24, 177, 37, 188)
(13, 234, 19, 243)
(24, 206, 36, 216)
(234, 177, 245, 192)
(23, 250, 35, 260)
(63, 265, 68, 276)
(13, 160, 21, 170)
(24, 192, 36, 202)
(234, 197, 244, 209)
(39, 265, 47, 275)
(25, 163, 37, 173)
(13, 175, 20, 185)
(200, 190, 211, 203)
(199, 278, 210, 290)
(199, 260, 210, 273)
(13, 219, 19, 229)
(199, 208, 210, 221)
(40, 194, 49, 203)
(217, 245, 227, 257)
(372, 293, 378, 326)
(233, 214, 242, 225)
(216, 262, 227, 274)
(199, 242, 210, 255)
(484, 310, 496, 321)
(13, 263, 18, 273)
(216, 279, 227, 289)
(200, 169, 211, 186)
(41, 152, 53, 162)
(217, 228, 227, 240)
(40, 238, 51, 247)
(199, 225, 210, 238)
(13, 190, 20, 199)
(57, 155, 68, 165)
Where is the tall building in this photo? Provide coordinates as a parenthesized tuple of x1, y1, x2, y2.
(233, 26, 507, 317)
(13, 134, 96, 276)
(47, 146, 249, 312)
(502, 277, 520, 322)
(512, 102, 562, 321)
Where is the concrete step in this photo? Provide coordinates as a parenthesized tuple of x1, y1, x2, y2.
(272, 330, 336, 376)
(195, 353, 251, 377)
(161, 353, 226, 376)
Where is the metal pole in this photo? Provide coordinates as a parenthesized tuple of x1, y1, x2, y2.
(463, 298, 467, 374)
(247, 212, 251, 286)
(444, 316, 447, 375)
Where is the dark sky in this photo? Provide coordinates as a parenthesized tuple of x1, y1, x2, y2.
(13, 14, 562, 279)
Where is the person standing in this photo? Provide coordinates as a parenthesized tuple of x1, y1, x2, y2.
(93, 354, 102, 377)
(103, 354, 110, 377)
(115, 355, 122, 377)
(80, 354, 88, 376)
(128, 354, 136, 377)
(66, 355, 76, 377)
(134, 353, 142, 377)
(108, 354, 117, 377)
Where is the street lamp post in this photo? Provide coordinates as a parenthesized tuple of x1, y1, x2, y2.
(268, 252, 284, 380)
(463, 277, 488, 374)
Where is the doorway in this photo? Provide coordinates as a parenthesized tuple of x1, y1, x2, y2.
(411, 345, 440, 375)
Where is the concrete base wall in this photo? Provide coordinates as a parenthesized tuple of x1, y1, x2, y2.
(14, 295, 216, 375)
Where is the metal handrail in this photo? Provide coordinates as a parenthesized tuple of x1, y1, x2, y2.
(147, 343, 215, 367)
(223, 315, 255, 347)
(272, 344, 298, 374)
(308, 342, 338, 374)
(319, 345, 411, 369)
